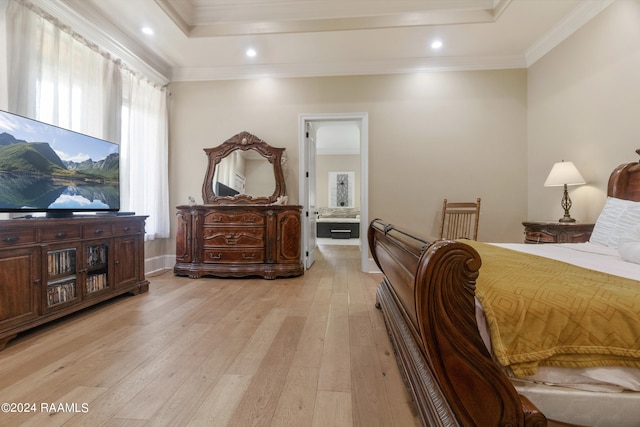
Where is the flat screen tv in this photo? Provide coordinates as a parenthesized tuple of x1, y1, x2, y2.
(0, 109, 120, 217)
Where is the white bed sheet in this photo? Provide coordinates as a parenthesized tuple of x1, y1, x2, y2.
(475, 242, 640, 392)
(513, 380, 640, 427)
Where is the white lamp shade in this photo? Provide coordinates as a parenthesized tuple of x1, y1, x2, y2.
(544, 161, 586, 187)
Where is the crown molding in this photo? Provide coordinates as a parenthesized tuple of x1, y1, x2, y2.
(525, 0, 615, 66)
(159, 0, 512, 37)
(37, 0, 171, 85)
(171, 54, 527, 82)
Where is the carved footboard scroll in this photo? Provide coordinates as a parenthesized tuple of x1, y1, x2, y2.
(369, 219, 547, 427)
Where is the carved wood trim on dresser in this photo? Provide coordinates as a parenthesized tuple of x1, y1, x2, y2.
(522, 221, 594, 244)
(174, 205, 304, 280)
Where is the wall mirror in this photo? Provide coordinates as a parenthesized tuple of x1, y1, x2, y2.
(202, 131, 286, 204)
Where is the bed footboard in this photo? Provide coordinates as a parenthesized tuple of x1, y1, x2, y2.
(368, 219, 548, 427)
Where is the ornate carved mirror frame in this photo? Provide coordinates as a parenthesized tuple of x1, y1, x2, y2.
(202, 131, 286, 205)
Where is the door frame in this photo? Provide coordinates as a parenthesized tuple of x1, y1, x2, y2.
(298, 112, 369, 273)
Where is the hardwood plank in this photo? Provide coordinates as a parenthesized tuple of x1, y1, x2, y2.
(349, 306, 375, 347)
(290, 277, 332, 368)
(226, 315, 306, 426)
(114, 352, 208, 420)
(311, 390, 353, 427)
(146, 337, 247, 426)
(225, 307, 289, 375)
(271, 366, 320, 426)
(317, 295, 351, 392)
(2, 385, 106, 427)
(188, 374, 253, 426)
(350, 344, 394, 426)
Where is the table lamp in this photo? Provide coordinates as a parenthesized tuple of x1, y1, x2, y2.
(544, 160, 586, 223)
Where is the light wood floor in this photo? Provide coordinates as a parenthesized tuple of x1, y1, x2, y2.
(0, 244, 421, 427)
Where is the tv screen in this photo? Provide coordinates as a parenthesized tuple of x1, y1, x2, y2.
(0, 110, 120, 216)
(215, 181, 239, 197)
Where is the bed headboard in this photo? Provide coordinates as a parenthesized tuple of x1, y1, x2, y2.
(608, 149, 640, 201)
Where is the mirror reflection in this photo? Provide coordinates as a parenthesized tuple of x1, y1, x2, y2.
(213, 149, 276, 198)
(202, 131, 287, 205)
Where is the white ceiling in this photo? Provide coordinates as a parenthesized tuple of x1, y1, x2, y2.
(49, 0, 614, 85)
(316, 122, 360, 155)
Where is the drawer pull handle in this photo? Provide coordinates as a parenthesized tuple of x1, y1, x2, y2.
(242, 253, 256, 260)
(209, 253, 222, 260)
(123, 226, 131, 231)
(56, 232, 68, 238)
(94, 229, 103, 235)
(3, 236, 19, 243)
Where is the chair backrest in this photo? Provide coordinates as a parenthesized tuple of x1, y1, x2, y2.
(439, 198, 481, 240)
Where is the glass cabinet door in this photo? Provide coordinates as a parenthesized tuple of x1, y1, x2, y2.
(85, 242, 109, 296)
(45, 247, 78, 310)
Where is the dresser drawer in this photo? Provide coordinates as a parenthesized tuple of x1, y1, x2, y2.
(522, 221, 594, 244)
(41, 225, 82, 242)
(524, 230, 556, 244)
(83, 223, 113, 239)
(203, 248, 265, 264)
(113, 221, 143, 235)
(203, 211, 265, 225)
(0, 228, 37, 247)
(203, 226, 264, 247)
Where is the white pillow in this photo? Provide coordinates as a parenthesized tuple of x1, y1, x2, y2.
(615, 205, 640, 245)
(619, 225, 640, 264)
(619, 243, 640, 264)
(590, 197, 640, 248)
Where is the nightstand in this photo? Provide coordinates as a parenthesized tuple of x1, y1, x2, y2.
(522, 221, 595, 244)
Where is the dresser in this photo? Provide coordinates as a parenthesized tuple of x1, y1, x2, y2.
(522, 221, 594, 244)
(175, 131, 304, 279)
(174, 205, 303, 279)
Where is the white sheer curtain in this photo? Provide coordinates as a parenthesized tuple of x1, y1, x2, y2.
(120, 71, 169, 240)
(6, 0, 169, 240)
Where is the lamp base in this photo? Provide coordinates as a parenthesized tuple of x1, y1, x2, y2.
(559, 216, 576, 223)
(558, 184, 576, 223)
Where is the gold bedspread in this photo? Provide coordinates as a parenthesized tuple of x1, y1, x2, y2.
(465, 240, 640, 377)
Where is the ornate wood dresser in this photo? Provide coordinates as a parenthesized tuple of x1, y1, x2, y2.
(174, 205, 303, 279)
(173, 131, 304, 279)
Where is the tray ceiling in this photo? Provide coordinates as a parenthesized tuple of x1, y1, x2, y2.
(51, 0, 613, 84)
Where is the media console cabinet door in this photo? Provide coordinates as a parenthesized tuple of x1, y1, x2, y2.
(113, 236, 140, 288)
(0, 247, 41, 331)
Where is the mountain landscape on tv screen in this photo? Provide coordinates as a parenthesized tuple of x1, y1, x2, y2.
(0, 131, 119, 210)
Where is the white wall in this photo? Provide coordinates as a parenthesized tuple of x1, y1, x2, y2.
(527, 0, 640, 223)
(168, 69, 528, 244)
(316, 154, 361, 210)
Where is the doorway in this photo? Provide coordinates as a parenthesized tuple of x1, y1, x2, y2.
(299, 113, 369, 273)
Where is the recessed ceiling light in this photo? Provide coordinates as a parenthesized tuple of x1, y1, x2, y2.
(246, 48, 257, 58)
(431, 40, 443, 49)
(141, 27, 154, 36)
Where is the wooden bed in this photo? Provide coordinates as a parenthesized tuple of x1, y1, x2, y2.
(369, 150, 640, 427)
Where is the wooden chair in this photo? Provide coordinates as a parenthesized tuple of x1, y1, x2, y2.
(439, 197, 481, 240)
